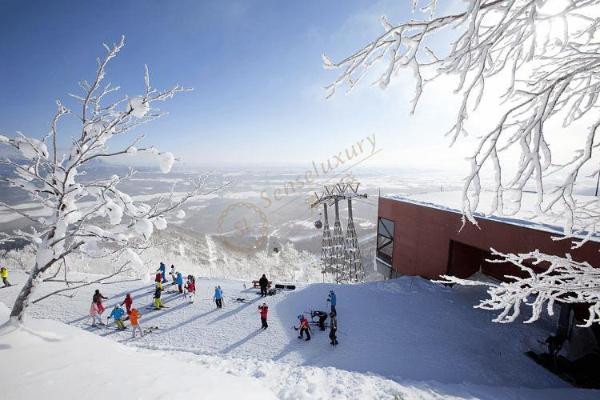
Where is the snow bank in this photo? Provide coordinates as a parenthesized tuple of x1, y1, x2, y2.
(1, 274, 599, 400)
(0, 303, 274, 400)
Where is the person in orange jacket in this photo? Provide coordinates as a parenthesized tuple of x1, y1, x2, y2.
(130, 308, 143, 338)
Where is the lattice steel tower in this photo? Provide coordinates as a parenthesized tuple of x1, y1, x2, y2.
(320, 203, 333, 273)
(311, 183, 367, 283)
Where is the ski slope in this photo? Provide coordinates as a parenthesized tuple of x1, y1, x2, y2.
(1, 270, 598, 399)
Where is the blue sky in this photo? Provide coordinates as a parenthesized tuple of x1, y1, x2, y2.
(0, 0, 468, 170)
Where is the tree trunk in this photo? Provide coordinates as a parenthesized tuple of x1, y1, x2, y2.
(9, 263, 42, 323)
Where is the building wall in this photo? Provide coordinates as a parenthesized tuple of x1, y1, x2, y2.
(378, 197, 600, 279)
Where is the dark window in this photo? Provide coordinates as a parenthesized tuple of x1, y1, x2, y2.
(376, 217, 394, 264)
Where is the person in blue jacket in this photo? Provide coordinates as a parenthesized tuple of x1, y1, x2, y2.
(327, 290, 337, 314)
(176, 272, 184, 294)
(157, 262, 167, 283)
(108, 305, 126, 330)
(213, 286, 223, 309)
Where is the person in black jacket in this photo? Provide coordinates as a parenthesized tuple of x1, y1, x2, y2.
(92, 289, 108, 314)
(329, 312, 338, 346)
(258, 274, 269, 297)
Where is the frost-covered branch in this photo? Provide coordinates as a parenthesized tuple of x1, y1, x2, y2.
(325, 0, 600, 233)
(326, 0, 600, 325)
(438, 249, 600, 327)
(0, 37, 200, 323)
(32, 261, 132, 305)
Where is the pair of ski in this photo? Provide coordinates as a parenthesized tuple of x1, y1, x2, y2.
(142, 326, 159, 334)
(91, 323, 125, 331)
(145, 305, 170, 311)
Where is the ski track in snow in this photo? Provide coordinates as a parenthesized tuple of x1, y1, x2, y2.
(1, 271, 599, 399)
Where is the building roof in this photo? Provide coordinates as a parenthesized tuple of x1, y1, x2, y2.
(384, 190, 600, 243)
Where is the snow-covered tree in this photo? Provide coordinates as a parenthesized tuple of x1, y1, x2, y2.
(0, 36, 203, 323)
(324, 0, 600, 325)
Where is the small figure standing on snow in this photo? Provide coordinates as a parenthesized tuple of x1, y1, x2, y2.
(213, 285, 223, 309)
(154, 281, 164, 309)
(89, 302, 102, 326)
(157, 262, 167, 283)
(184, 276, 196, 303)
(327, 290, 337, 314)
(169, 265, 177, 285)
(92, 289, 108, 315)
(108, 305, 126, 330)
(258, 274, 269, 297)
(296, 314, 311, 341)
(312, 310, 328, 331)
(329, 312, 338, 346)
(122, 293, 133, 315)
(130, 308, 143, 338)
(258, 303, 269, 329)
(1, 266, 11, 287)
(176, 272, 184, 294)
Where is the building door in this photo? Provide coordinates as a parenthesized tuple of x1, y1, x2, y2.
(447, 240, 490, 278)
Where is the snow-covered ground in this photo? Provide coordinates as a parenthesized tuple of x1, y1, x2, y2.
(1, 270, 598, 399)
(0, 303, 274, 400)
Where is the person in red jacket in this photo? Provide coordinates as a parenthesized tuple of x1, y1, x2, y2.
(184, 276, 196, 303)
(122, 293, 133, 315)
(296, 314, 311, 341)
(92, 289, 108, 314)
(258, 303, 269, 329)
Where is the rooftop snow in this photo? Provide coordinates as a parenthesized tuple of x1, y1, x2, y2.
(385, 190, 600, 242)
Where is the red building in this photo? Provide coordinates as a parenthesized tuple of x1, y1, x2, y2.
(376, 195, 600, 280)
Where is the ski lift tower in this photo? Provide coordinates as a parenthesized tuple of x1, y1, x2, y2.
(342, 183, 368, 281)
(311, 183, 367, 283)
(311, 185, 345, 282)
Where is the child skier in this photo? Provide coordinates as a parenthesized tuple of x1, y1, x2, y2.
(89, 302, 102, 326)
(327, 290, 337, 314)
(108, 305, 126, 330)
(258, 303, 269, 329)
(312, 310, 328, 331)
(329, 312, 338, 346)
(157, 262, 167, 283)
(296, 314, 311, 341)
(154, 281, 164, 309)
(169, 265, 177, 285)
(92, 289, 108, 315)
(184, 276, 196, 303)
(130, 308, 143, 338)
(176, 272, 184, 294)
(213, 286, 223, 308)
(1, 266, 11, 287)
(122, 293, 133, 315)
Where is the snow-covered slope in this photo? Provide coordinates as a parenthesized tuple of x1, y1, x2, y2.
(0, 303, 274, 400)
(1, 271, 599, 399)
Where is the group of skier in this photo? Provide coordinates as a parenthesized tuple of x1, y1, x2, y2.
(154, 263, 197, 307)
(295, 290, 338, 346)
(89, 289, 143, 337)
(86, 265, 339, 347)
